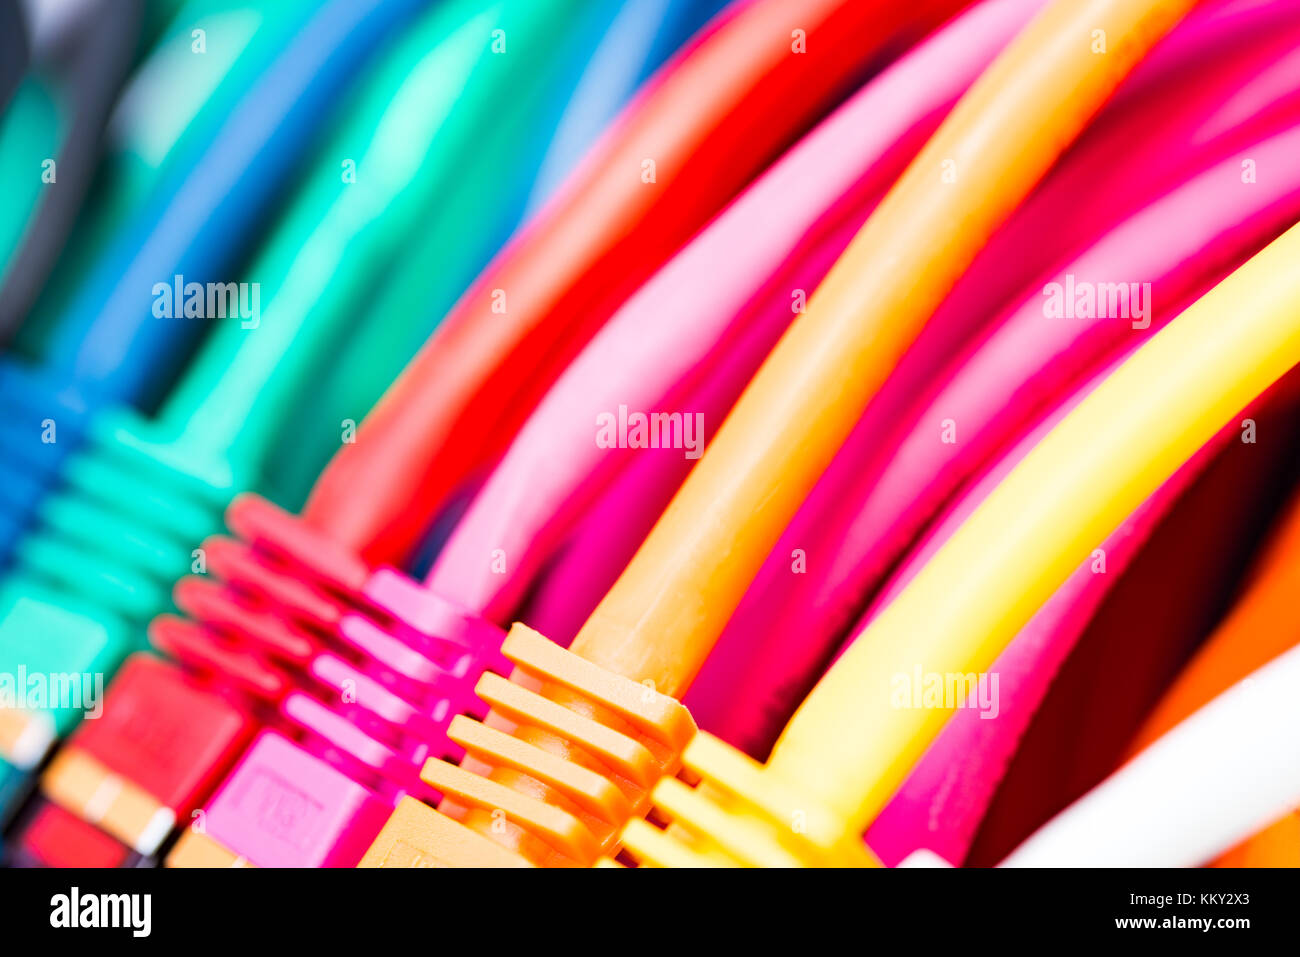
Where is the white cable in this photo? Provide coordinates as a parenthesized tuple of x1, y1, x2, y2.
(1001, 642, 1300, 867)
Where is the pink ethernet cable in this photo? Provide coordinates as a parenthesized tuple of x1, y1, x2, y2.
(159, 566, 510, 866)
(155, 558, 506, 787)
(161, 0, 1045, 869)
(679, 29, 1300, 755)
(185, 730, 394, 869)
(153, 570, 486, 800)
(152, 600, 447, 806)
(155, 588, 489, 865)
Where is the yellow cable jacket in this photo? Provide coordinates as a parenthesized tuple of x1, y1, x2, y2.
(569, 0, 1200, 696)
(765, 219, 1300, 836)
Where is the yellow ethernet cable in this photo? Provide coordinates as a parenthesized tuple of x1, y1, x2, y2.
(620, 217, 1300, 867)
(357, 0, 1201, 868)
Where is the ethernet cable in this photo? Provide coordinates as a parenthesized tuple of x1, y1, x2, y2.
(351, 0, 1200, 868)
(152, 0, 977, 873)
(12, 0, 313, 356)
(961, 376, 1300, 867)
(30, 0, 421, 408)
(298, 0, 970, 567)
(13, 0, 599, 650)
(259, 0, 683, 511)
(0, 0, 427, 812)
(857, 131, 1300, 866)
(428, 0, 1041, 627)
(862, 348, 1298, 865)
(523, 0, 734, 215)
(0, 0, 309, 821)
(0, 0, 504, 792)
(531, 0, 1300, 656)
(620, 217, 1300, 867)
(0, 0, 421, 570)
(925, 0, 1300, 358)
(7, 0, 622, 859)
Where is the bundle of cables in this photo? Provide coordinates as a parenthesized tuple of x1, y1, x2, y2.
(0, 0, 1298, 876)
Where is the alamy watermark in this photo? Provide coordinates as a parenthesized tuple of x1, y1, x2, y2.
(1043, 274, 1152, 329)
(50, 888, 151, 937)
(890, 666, 999, 719)
(596, 405, 704, 459)
(0, 666, 104, 719)
(152, 273, 261, 328)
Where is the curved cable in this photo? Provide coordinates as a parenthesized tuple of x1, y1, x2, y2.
(690, 101, 1300, 753)
(1000, 641, 1300, 866)
(0, 0, 144, 343)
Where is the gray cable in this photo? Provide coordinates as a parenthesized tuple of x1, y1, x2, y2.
(0, 0, 143, 344)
